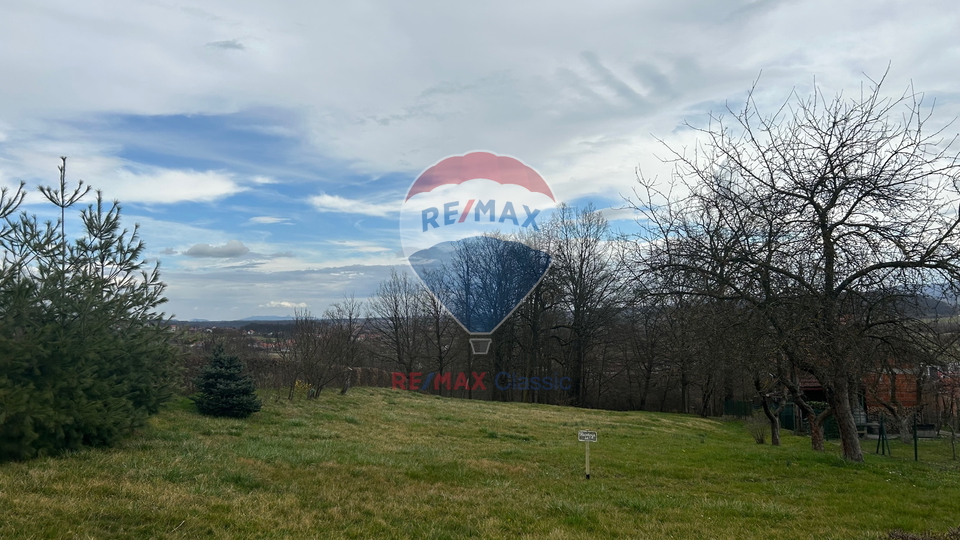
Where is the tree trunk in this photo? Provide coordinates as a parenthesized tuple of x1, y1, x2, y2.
(680, 365, 689, 414)
(639, 360, 653, 410)
(659, 373, 671, 412)
(951, 425, 957, 461)
(700, 372, 714, 417)
(571, 341, 585, 406)
(760, 397, 782, 446)
(899, 415, 913, 444)
(700, 387, 714, 417)
(810, 410, 827, 452)
(785, 375, 825, 451)
(828, 384, 864, 462)
(799, 398, 829, 452)
(755, 380, 786, 447)
(596, 349, 605, 409)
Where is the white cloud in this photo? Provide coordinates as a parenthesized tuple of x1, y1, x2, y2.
(248, 216, 291, 224)
(131, 215, 234, 255)
(4, 0, 960, 319)
(259, 300, 308, 308)
(326, 240, 393, 253)
(184, 240, 250, 258)
(309, 193, 395, 217)
(106, 168, 243, 204)
(5, 149, 244, 205)
(206, 39, 245, 51)
(4, 1, 958, 207)
(598, 206, 642, 222)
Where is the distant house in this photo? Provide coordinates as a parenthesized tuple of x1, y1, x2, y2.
(797, 375, 868, 425)
(865, 369, 923, 410)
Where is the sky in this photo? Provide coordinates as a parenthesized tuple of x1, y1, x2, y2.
(1, 0, 959, 320)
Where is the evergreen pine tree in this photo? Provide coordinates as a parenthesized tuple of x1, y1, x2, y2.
(193, 344, 262, 418)
(0, 158, 177, 461)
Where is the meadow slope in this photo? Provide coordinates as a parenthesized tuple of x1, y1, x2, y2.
(2, 388, 959, 539)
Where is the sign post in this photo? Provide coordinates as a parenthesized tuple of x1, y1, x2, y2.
(578, 430, 597, 480)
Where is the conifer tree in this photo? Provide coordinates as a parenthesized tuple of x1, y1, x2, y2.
(193, 344, 262, 418)
(0, 158, 177, 461)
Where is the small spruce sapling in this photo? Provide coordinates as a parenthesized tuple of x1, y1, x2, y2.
(193, 344, 262, 418)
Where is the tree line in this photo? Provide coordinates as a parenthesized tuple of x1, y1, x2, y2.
(227, 77, 960, 463)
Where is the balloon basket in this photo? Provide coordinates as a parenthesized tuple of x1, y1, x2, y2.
(469, 337, 492, 355)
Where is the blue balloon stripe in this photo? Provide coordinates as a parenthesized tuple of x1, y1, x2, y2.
(409, 236, 551, 334)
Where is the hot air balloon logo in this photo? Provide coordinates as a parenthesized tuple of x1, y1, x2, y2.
(400, 151, 556, 354)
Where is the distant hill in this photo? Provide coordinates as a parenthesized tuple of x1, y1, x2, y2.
(168, 318, 295, 331)
(240, 315, 295, 321)
(912, 295, 959, 318)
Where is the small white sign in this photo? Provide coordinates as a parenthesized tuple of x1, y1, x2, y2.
(578, 430, 597, 442)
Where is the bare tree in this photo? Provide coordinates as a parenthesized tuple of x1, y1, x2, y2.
(324, 295, 365, 394)
(292, 310, 333, 398)
(865, 324, 950, 442)
(544, 203, 623, 406)
(620, 298, 664, 410)
(488, 226, 564, 404)
(939, 364, 960, 460)
(755, 377, 786, 446)
(657, 294, 703, 414)
(367, 269, 426, 373)
(415, 276, 463, 395)
(632, 75, 960, 462)
(324, 296, 365, 365)
(269, 325, 301, 401)
(783, 365, 831, 451)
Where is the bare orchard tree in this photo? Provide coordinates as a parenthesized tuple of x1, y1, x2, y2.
(939, 365, 960, 460)
(631, 75, 960, 462)
(724, 304, 790, 445)
(754, 376, 787, 447)
(865, 321, 954, 442)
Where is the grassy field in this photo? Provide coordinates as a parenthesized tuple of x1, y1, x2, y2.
(2, 388, 959, 539)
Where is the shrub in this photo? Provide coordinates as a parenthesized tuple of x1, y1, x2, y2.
(745, 412, 768, 444)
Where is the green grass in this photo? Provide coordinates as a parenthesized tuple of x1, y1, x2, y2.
(2, 388, 960, 539)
